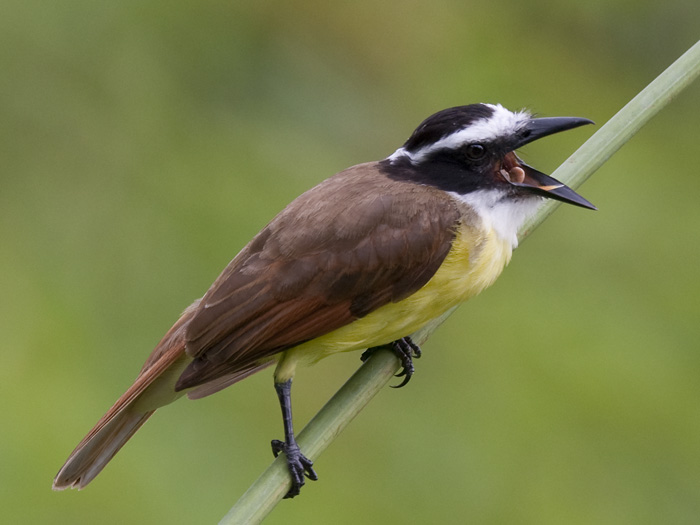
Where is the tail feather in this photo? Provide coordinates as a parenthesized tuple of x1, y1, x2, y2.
(53, 299, 274, 489)
(52, 409, 155, 490)
(53, 303, 198, 490)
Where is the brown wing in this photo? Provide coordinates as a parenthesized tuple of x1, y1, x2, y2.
(176, 162, 460, 390)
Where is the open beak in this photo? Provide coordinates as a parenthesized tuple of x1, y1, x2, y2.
(512, 161, 597, 210)
(503, 116, 596, 210)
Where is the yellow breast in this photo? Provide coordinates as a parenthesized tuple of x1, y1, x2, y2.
(290, 220, 513, 364)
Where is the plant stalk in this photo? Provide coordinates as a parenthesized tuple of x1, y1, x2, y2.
(220, 40, 700, 525)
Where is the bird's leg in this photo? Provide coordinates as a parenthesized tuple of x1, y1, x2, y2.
(360, 336, 422, 388)
(270, 379, 318, 498)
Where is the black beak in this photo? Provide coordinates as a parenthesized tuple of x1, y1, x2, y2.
(508, 116, 596, 210)
(513, 116, 594, 150)
(512, 162, 597, 210)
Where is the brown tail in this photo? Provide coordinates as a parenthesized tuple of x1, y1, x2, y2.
(52, 408, 156, 490)
(52, 299, 277, 489)
(52, 303, 198, 490)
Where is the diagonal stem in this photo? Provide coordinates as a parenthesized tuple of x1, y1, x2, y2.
(220, 39, 700, 525)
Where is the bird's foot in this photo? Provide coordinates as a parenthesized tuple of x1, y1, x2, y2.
(271, 439, 318, 498)
(361, 336, 422, 388)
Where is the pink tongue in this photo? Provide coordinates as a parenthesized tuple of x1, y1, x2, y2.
(501, 166, 527, 184)
(509, 166, 526, 184)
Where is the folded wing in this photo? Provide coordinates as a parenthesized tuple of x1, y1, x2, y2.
(178, 164, 460, 390)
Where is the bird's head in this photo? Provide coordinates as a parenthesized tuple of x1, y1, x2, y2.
(385, 103, 596, 211)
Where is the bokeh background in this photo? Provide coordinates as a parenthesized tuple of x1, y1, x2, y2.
(2, 1, 700, 523)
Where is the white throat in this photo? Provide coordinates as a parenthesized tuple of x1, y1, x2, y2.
(450, 190, 543, 249)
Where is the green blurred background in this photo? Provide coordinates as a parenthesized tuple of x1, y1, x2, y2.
(2, 1, 700, 523)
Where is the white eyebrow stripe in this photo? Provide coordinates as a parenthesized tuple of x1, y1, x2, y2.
(387, 147, 410, 162)
(388, 104, 531, 164)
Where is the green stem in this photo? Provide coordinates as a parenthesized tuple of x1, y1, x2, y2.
(220, 39, 700, 525)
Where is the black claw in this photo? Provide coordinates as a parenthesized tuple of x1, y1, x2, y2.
(271, 439, 317, 498)
(361, 336, 422, 388)
(409, 340, 422, 359)
(271, 439, 284, 458)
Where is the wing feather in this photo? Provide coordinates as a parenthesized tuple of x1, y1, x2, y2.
(177, 163, 460, 390)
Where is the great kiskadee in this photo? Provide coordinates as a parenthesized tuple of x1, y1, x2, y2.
(53, 103, 595, 497)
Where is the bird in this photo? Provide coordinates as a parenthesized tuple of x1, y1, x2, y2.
(53, 103, 595, 498)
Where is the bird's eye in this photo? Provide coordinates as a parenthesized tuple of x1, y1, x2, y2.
(464, 143, 486, 161)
